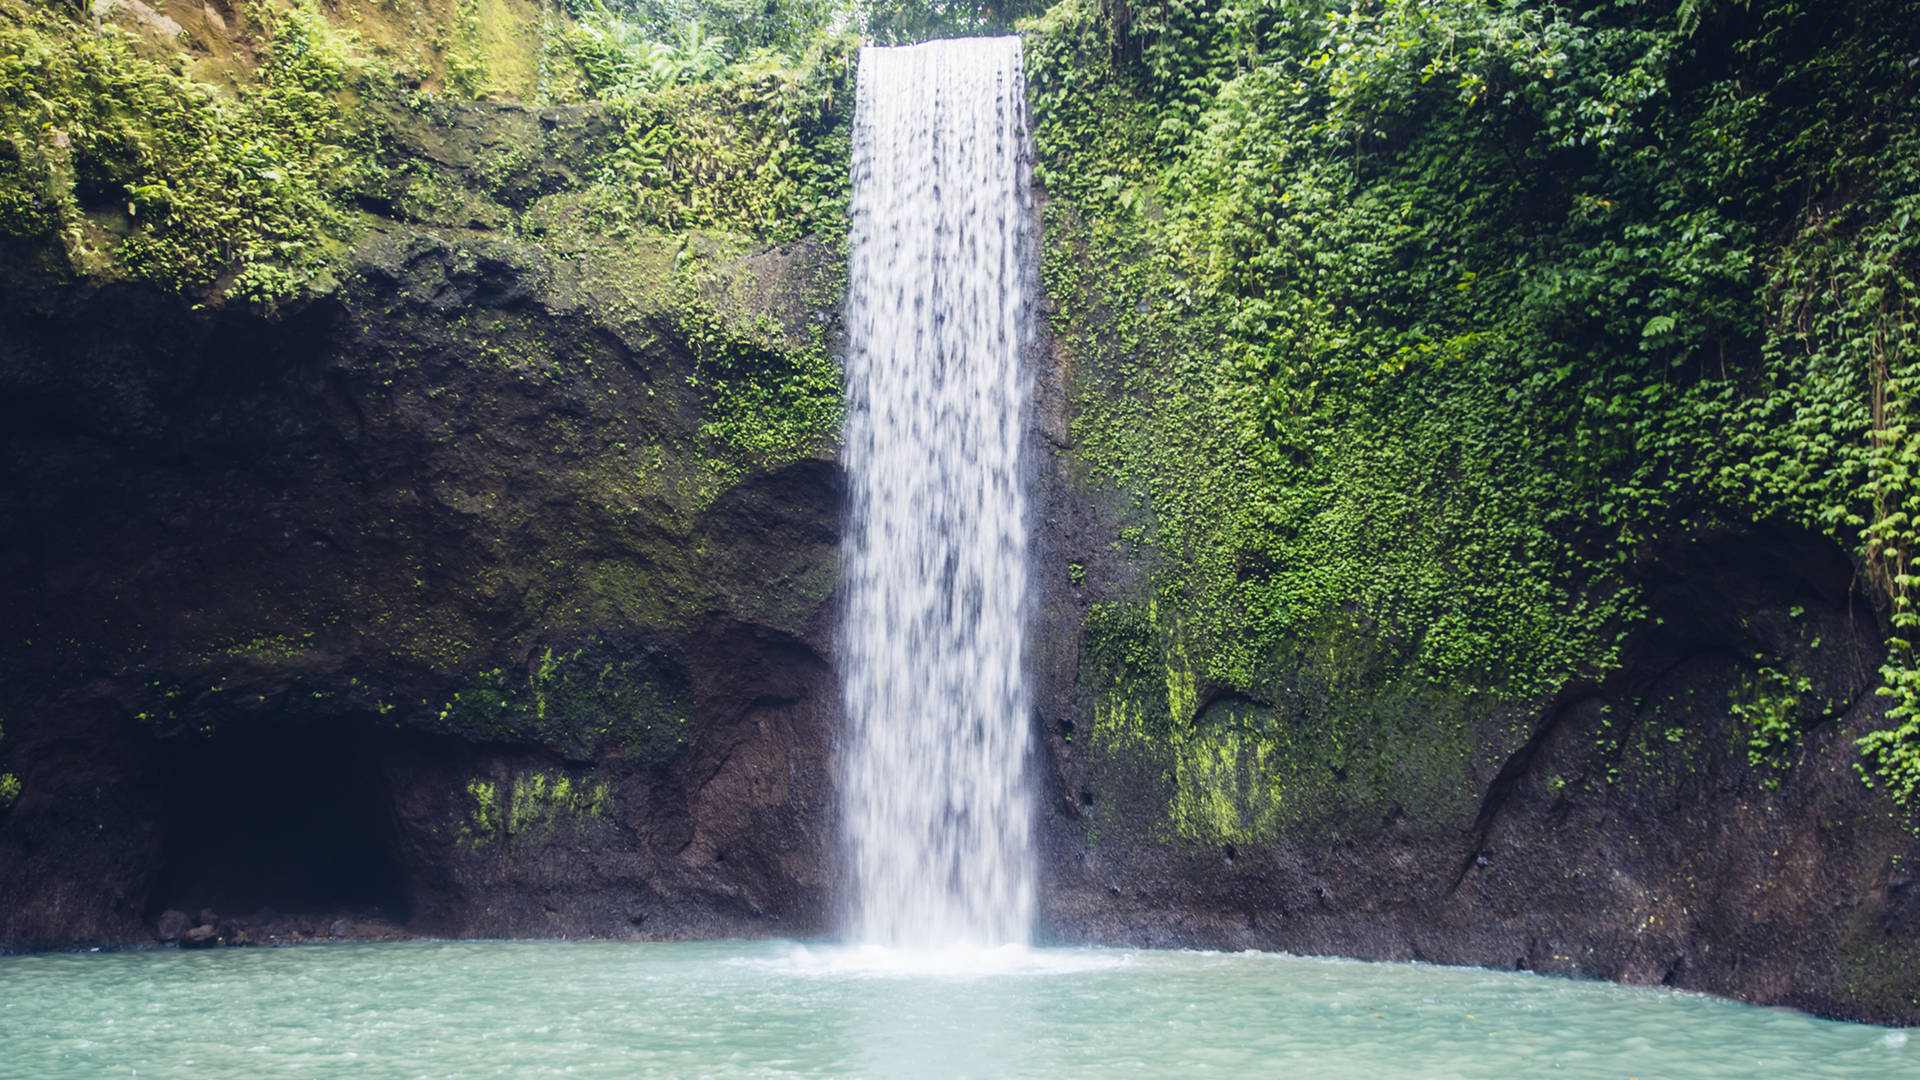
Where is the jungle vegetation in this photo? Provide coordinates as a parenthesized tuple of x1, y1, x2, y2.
(2, 0, 1917, 809)
(1027, 0, 1920, 812)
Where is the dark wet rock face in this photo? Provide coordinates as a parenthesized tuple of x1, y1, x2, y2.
(1027, 335, 1920, 1024)
(0, 150, 847, 948)
(154, 909, 190, 942)
(3, 217, 1916, 1027)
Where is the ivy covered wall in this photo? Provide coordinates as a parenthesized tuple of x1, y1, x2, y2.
(1024, 0, 1920, 825)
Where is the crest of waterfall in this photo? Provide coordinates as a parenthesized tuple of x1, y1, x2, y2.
(839, 36, 1037, 948)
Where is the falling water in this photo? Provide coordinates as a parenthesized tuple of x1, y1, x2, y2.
(839, 36, 1037, 949)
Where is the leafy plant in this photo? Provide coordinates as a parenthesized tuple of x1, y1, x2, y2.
(1029, 0, 1920, 806)
(0, 0, 370, 293)
(1732, 665, 1812, 782)
(580, 33, 857, 239)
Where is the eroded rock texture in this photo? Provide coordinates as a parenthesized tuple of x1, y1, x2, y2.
(0, 112, 848, 947)
(1028, 334, 1920, 1025)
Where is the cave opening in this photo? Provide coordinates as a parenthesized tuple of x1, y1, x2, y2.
(145, 721, 412, 928)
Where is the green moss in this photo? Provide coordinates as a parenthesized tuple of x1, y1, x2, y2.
(569, 35, 857, 241)
(463, 778, 502, 841)
(1029, 0, 1920, 808)
(1082, 600, 1486, 847)
(459, 768, 610, 847)
(510, 769, 612, 830)
(434, 644, 689, 762)
(0, 0, 371, 295)
(575, 558, 687, 632)
(682, 303, 844, 487)
(1838, 929, 1920, 1018)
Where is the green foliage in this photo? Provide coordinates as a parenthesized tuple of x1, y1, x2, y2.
(0, 0, 369, 293)
(460, 769, 612, 846)
(0, 1, 856, 295)
(567, 12, 732, 91)
(463, 779, 503, 839)
(1078, 597, 1485, 846)
(575, 33, 856, 240)
(681, 301, 844, 478)
(436, 646, 690, 762)
(571, 0, 1050, 48)
(857, 0, 1051, 43)
(566, 0, 841, 58)
(1031, 0, 1920, 804)
(1731, 665, 1812, 783)
(444, 0, 490, 96)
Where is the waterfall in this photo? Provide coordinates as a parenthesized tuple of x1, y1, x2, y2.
(839, 36, 1037, 949)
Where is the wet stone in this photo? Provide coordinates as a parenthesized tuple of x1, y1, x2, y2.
(155, 909, 190, 942)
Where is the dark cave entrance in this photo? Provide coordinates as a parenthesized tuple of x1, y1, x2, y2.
(145, 722, 412, 925)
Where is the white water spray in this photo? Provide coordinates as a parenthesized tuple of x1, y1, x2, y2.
(839, 36, 1037, 949)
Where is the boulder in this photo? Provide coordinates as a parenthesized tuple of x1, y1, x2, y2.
(154, 910, 190, 942)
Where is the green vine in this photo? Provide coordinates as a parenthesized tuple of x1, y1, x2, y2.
(1029, 0, 1920, 807)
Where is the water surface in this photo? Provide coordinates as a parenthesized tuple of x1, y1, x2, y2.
(1, 941, 1911, 1078)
